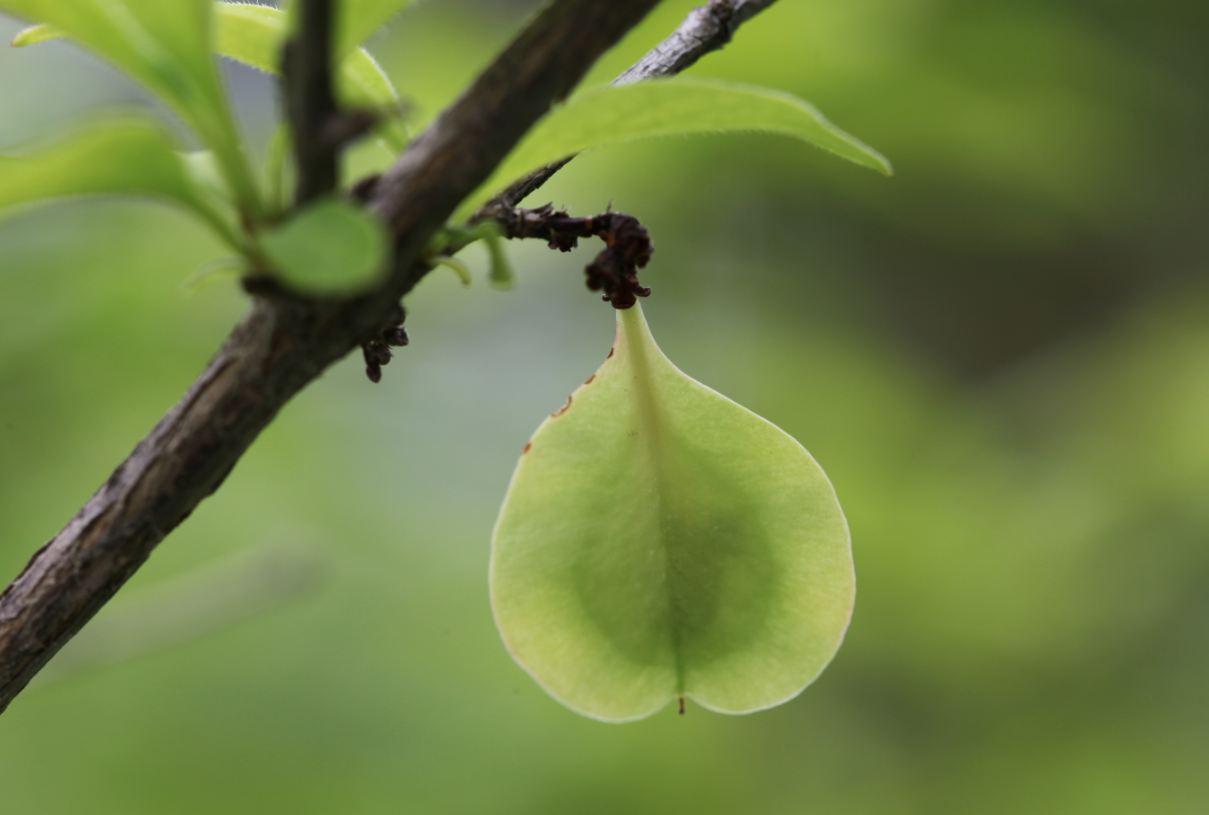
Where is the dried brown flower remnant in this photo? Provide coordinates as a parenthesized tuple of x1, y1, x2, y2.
(491, 204, 653, 309)
(583, 211, 652, 309)
(361, 308, 409, 383)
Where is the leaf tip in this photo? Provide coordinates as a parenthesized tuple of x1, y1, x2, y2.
(848, 144, 892, 176)
(12, 23, 58, 48)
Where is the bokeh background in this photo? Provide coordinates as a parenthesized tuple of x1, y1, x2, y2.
(2, 0, 1207, 812)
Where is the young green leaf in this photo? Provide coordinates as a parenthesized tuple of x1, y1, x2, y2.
(0, 0, 262, 217)
(182, 150, 234, 209)
(214, 3, 409, 153)
(333, 0, 417, 56)
(264, 123, 294, 212)
(259, 198, 388, 295)
(10, 22, 59, 46)
(14, 4, 410, 155)
(491, 304, 855, 722)
(282, 0, 416, 55)
(459, 77, 891, 218)
(0, 117, 242, 250)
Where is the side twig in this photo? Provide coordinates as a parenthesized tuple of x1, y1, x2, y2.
(283, 0, 340, 205)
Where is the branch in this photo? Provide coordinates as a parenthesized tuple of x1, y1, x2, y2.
(479, 0, 780, 216)
(283, 0, 340, 205)
(613, 0, 778, 85)
(0, 0, 777, 714)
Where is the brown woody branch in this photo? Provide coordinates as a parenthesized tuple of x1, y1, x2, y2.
(613, 0, 778, 85)
(283, 0, 340, 205)
(0, 0, 779, 713)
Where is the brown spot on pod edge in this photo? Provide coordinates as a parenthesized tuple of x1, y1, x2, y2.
(584, 374, 596, 385)
(551, 395, 573, 417)
(607, 347, 615, 359)
(522, 441, 532, 455)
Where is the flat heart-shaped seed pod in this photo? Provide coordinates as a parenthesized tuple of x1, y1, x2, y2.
(491, 303, 854, 722)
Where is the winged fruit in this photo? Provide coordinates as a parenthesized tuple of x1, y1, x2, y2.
(490, 303, 855, 722)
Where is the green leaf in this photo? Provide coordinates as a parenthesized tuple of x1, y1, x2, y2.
(460, 77, 892, 218)
(283, 0, 416, 55)
(259, 198, 388, 294)
(14, 4, 410, 155)
(214, 3, 409, 153)
(263, 123, 294, 212)
(0, 117, 242, 250)
(334, 0, 417, 56)
(1, 0, 263, 217)
(10, 22, 59, 46)
(491, 304, 855, 722)
(182, 150, 234, 208)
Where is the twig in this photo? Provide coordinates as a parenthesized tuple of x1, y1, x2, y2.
(283, 0, 340, 205)
(0, 0, 778, 713)
(613, 0, 778, 85)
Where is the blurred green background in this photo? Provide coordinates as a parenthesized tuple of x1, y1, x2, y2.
(2, 0, 1207, 812)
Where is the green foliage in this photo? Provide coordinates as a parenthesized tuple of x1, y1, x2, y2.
(462, 77, 891, 217)
(491, 304, 854, 721)
(0, 117, 241, 249)
(182, 150, 235, 210)
(9, 21, 54, 45)
(6, 1, 413, 292)
(0, 0, 262, 217)
(280, 0, 417, 56)
(332, 0, 417, 56)
(259, 197, 388, 294)
(15, 4, 410, 154)
(3, 3, 892, 301)
(214, 3, 409, 152)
